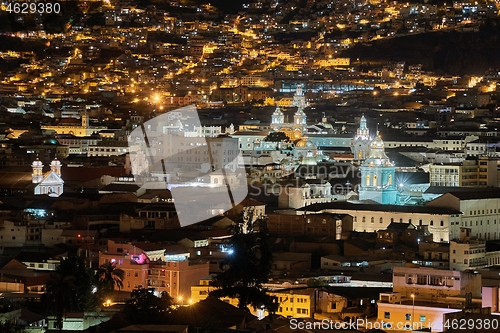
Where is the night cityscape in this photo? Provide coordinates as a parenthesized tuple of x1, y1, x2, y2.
(1, 0, 500, 332)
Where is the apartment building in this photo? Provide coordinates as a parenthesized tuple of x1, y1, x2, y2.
(377, 266, 482, 332)
(429, 156, 498, 187)
(98, 240, 209, 297)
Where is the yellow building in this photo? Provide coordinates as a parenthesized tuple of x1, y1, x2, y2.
(42, 112, 107, 137)
(191, 277, 315, 318)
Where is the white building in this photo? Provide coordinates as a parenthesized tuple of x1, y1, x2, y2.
(32, 158, 64, 197)
(377, 266, 482, 332)
(299, 201, 455, 242)
(426, 191, 500, 241)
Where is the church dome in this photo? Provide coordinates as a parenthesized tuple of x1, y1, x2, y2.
(295, 137, 316, 148)
(364, 135, 393, 166)
(32, 158, 43, 167)
(273, 106, 283, 114)
(50, 158, 62, 166)
(371, 136, 385, 150)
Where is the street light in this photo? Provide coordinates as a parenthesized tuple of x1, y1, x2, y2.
(411, 294, 415, 330)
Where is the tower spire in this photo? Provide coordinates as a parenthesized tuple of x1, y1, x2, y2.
(32, 156, 44, 183)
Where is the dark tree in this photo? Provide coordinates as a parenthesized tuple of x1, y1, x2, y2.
(96, 261, 125, 296)
(264, 131, 290, 142)
(44, 272, 77, 332)
(122, 288, 174, 324)
(57, 256, 96, 311)
(43, 256, 95, 332)
(210, 210, 278, 313)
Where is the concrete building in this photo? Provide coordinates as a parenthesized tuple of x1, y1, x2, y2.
(377, 266, 482, 332)
(429, 156, 499, 187)
(426, 190, 500, 241)
(267, 211, 353, 239)
(449, 227, 500, 270)
(392, 266, 482, 299)
(277, 179, 334, 209)
(98, 240, 209, 298)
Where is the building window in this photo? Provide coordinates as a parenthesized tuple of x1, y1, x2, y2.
(384, 312, 390, 319)
(380, 217, 383, 223)
(362, 217, 366, 223)
(405, 314, 411, 320)
(430, 220, 434, 226)
(371, 217, 374, 223)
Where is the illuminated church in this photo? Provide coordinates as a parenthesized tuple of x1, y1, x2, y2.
(358, 135, 397, 204)
(271, 85, 308, 140)
(351, 115, 371, 162)
(32, 158, 64, 197)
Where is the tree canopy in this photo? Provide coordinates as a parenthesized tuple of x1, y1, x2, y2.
(264, 131, 290, 142)
(122, 288, 174, 324)
(43, 256, 96, 331)
(210, 210, 278, 313)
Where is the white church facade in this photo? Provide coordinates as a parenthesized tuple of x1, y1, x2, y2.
(32, 158, 64, 197)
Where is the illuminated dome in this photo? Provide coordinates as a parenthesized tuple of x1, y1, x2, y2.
(371, 136, 385, 150)
(295, 137, 316, 148)
(32, 158, 43, 167)
(363, 135, 393, 166)
(50, 157, 62, 166)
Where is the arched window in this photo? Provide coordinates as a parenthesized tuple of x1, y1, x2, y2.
(380, 217, 383, 223)
(358, 150, 363, 159)
(373, 174, 377, 186)
(371, 217, 374, 223)
(388, 174, 392, 186)
(366, 174, 370, 186)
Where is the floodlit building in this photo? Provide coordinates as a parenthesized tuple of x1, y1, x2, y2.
(32, 157, 64, 197)
(358, 135, 397, 204)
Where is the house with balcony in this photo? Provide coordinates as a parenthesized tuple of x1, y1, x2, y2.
(377, 266, 482, 332)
